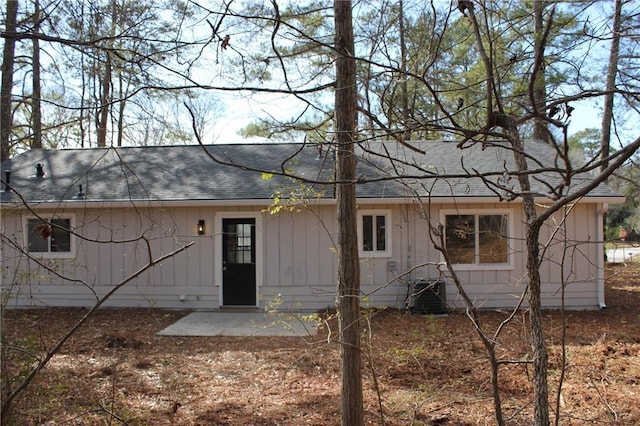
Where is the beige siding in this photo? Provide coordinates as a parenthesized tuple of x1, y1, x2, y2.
(261, 207, 339, 310)
(2, 207, 221, 309)
(440, 203, 601, 310)
(1, 200, 604, 311)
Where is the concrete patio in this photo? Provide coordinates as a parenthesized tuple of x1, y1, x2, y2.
(157, 311, 319, 337)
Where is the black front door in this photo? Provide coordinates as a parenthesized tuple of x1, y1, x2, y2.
(222, 218, 256, 306)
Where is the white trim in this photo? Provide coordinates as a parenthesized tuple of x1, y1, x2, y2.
(214, 211, 263, 308)
(7, 199, 281, 209)
(596, 206, 607, 309)
(1, 195, 624, 210)
(357, 209, 392, 258)
(439, 208, 514, 271)
(23, 214, 76, 259)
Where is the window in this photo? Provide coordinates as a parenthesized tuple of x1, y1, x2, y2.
(225, 222, 254, 264)
(358, 210, 391, 257)
(443, 211, 511, 268)
(25, 216, 75, 257)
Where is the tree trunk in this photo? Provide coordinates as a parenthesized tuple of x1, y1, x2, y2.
(506, 117, 550, 426)
(1, 0, 18, 161)
(97, 53, 111, 148)
(399, 0, 410, 141)
(468, 3, 552, 417)
(97, 0, 118, 148)
(31, 0, 42, 149)
(334, 1, 363, 425)
(532, 0, 549, 143)
(527, 221, 549, 426)
(117, 72, 125, 147)
(115, 4, 126, 147)
(521, 8, 553, 417)
(601, 0, 622, 172)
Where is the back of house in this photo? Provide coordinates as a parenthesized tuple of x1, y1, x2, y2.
(0, 140, 622, 311)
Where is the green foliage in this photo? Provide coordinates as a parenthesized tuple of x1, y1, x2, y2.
(4, 0, 636, 151)
(565, 127, 640, 237)
(262, 293, 321, 338)
(240, 114, 334, 142)
(241, 122, 273, 139)
(568, 128, 601, 160)
(341, 1, 589, 140)
(7, 0, 209, 149)
(607, 158, 640, 235)
(262, 170, 326, 215)
(264, 183, 324, 215)
(1, 326, 44, 423)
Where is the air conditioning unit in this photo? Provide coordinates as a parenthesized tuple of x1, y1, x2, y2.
(411, 279, 446, 315)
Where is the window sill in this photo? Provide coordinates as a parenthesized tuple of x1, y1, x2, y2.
(359, 252, 393, 259)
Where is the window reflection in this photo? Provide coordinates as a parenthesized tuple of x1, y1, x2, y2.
(225, 223, 253, 264)
(445, 214, 508, 265)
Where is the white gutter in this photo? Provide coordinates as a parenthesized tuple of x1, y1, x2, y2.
(0, 198, 279, 209)
(356, 196, 626, 205)
(0, 196, 513, 209)
(597, 202, 608, 310)
(0, 195, 625, 210)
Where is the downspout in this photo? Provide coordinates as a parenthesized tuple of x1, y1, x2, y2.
(597, 203, 608, 309)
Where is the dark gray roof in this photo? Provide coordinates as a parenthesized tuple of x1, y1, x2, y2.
(357, 139, 620, 200)
(0, 140, 620, 205)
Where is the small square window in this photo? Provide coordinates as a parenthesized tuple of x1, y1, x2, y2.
(25, 216, 75, 257)
(358, 210, 391, 257)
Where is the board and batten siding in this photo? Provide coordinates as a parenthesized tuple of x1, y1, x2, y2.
(3, 206, 220, 309)
(1, 200, 603, 310)
(261, 206, 338, 310)
(439, 202, 602, 310)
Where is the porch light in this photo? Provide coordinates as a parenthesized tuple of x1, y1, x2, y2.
(197, 220, 205, 235)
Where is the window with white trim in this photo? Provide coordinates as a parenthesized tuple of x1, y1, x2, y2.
(358, 210, 391, 257)
(443, 211, 511, 267)
(25, 215, 75, 257)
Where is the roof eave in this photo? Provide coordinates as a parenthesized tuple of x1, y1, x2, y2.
(0, 194, 623, 210)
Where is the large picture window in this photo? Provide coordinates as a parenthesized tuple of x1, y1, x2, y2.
(25, 216, 75, 257)
(444, 211, 510, 267)
(358, 210, 391, 257)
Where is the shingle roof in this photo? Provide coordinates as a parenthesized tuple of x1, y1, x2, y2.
(357, 139, 620, 199)
(0, 140, 620, 205)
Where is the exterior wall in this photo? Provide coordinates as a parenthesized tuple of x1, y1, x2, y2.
(261, 206, 337, 310)
(2, 206, 220, 309)
(1, 204, 345, 310)
(1, 201, 604, 311)
(435, 202, 602, 310)
(250, 201, 602, 311)
(536, 203, 602, 309)
(261, 204, 429, 311)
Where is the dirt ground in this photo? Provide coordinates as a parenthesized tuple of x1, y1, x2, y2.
(2, 262, 639, 425)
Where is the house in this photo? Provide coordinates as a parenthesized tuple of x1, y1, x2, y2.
(0, 140, 622, 311)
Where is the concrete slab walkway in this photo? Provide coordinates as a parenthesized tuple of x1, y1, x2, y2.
(157, 311, 318, 337)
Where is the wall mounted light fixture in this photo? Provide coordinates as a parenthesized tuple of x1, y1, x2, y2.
(197, 219, 205, 235)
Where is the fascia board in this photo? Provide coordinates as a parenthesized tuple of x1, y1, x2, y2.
(0, 194, 623, 210)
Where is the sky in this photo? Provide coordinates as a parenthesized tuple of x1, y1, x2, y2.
(209, 93, 606, 144)
(203, 1, 618, 145)
(28, 0, 620, 148)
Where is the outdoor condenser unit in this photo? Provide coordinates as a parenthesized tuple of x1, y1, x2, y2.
(411, 279, 446, 315)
